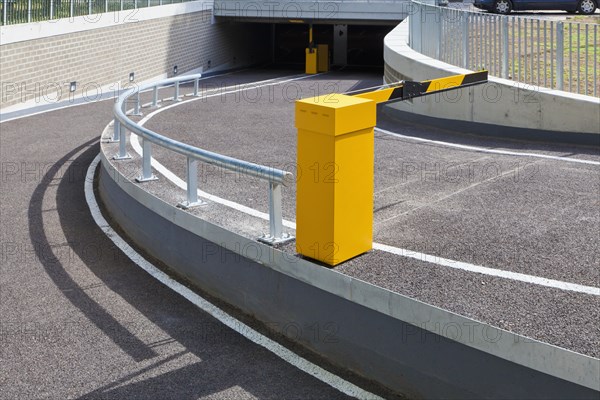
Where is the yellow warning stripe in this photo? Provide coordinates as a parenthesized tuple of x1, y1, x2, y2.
(352, 70, 488, 104)
(354, 87, 396, 103)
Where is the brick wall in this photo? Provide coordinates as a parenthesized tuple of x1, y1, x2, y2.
(0, 11, 270, 109)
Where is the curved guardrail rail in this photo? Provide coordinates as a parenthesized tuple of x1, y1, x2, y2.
(109, 73, 294, 244)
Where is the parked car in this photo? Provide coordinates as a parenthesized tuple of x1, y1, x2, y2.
(473, 0, 597, 14)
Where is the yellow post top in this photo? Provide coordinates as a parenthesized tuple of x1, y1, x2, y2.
(353, 87, 395, 104)
(295, 94, 376, 136)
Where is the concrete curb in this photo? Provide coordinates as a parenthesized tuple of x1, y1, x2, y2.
(97, 122, 599, 397)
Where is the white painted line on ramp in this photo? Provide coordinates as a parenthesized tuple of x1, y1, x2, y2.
(85, 155, 385, 400)
(375, 128, 600, 166)
(372, 243, 600, 296)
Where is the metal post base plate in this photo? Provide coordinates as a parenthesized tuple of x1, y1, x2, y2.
(113, 153, 132, 160)
(258, 233, 295, 246)
(176, 200, 208, 209)
(135, 175, 158, 183)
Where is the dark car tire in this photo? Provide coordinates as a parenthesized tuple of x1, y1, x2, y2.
(493, 0, 512, 14)
(578, 0, 597, 13)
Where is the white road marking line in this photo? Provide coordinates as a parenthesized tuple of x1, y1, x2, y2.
(85, 155, 384, 400)
(375, 127, 600, 166)
(125, 75, 599, 296)
(372, 243, 600, 296)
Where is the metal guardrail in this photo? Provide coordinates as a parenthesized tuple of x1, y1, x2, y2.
(110, 73, 294, 245)
(409, 1, 599, 97)
(0, 0, 196, 26)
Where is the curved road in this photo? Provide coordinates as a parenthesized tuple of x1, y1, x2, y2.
(0, 75, 384, 399)
(1, 68, 598, 398)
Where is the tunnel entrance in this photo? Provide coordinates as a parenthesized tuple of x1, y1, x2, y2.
(270, 23, 394, 69)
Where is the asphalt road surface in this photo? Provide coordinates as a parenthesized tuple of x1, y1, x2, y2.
(0, 73, 383, 399)
(135, 69, 599, 358)
(2, 67, 598, 400)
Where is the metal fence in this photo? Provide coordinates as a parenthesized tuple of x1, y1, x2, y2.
(1, 0, 195, 25)
(409, 1, 599, 97)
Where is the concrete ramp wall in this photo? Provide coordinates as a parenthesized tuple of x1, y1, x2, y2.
(383, 20, 600, 146)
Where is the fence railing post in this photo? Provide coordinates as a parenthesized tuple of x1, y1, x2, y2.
(502, 16, 509, 79)
(70, 0, 73, 19)
(27, 0, 31, 22)
(105, 0, 108, 13)
(414, 3, 422, 53)
(3, 0, 8, 25)
(88, 0, 92, 14)
(437, 7, 443, 60)
(50, 0, 54, 19)
(462, 12, 469, 69)
(556, 22, 564, 91)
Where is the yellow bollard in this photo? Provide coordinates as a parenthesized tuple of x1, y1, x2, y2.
(295, 94, 376, 266)
(305, 48, 318, 74)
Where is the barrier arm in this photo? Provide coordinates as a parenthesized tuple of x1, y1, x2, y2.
(351, 70, 488, 103)
(295, 70, 488, 266)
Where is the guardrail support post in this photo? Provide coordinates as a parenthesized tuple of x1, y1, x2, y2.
(556, 22, 564, 91)
(259, 182, 293, 245)
(113, 126, 131, 160)
(70, 0, 73, 19)
(109, 118, 120, 142)
(193, 77, 200, 97)
(3, 0, 7, 26)
(50, 0, 54, 19)
(177, 157, 206, 209)
(27, 0, 31, 22)
(174, 81, 180, 102)
(501, 16, 509, 79)
(131, 90, 142, 116)
(152, 86, 159, 107)
(136, 139, 158, 182)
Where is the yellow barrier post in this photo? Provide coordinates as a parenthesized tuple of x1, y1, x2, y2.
(295, 94, 376, 266)
(305, 49, 317, 74)
(305, 24, 317, 74)
(294, 71, 488, 266)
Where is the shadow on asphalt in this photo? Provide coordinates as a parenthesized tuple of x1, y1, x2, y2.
(27, 140, 352, 399)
